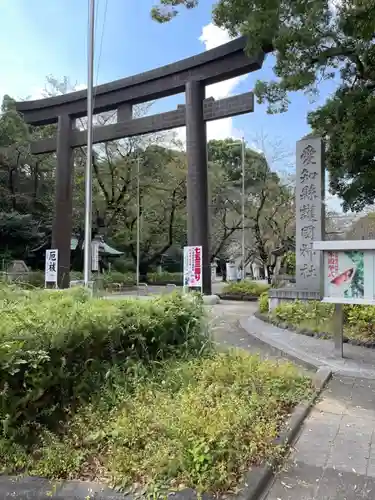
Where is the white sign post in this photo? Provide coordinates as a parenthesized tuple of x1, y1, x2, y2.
(91, 240, 100, 272)
(45, 249, 58, 288)
(183, 246, 203, 294)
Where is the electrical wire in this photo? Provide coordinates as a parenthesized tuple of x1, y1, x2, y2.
(92, 0, 109, 113)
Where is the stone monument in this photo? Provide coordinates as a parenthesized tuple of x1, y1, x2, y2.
(6, 260, 30, 283)
(269, 135, 325, 310)
(295, 136, 325, 291)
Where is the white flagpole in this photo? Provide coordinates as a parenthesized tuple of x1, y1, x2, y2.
(83, 0, 95, 287)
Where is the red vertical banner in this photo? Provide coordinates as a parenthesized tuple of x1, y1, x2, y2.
(183, 246, 203, 288)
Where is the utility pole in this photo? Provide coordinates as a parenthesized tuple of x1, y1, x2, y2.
(241, 137, 246, 280)
(83, 0, 95, 287)
(136, 157, 140, 287)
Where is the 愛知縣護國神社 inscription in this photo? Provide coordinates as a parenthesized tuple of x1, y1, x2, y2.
(296, 137, 325, 291)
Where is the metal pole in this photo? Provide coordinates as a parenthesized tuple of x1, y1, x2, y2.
(333, 303, 344, 358)
(241, 137, 246, 280)
(83, 0, 95, 287)
(136, 157, 140, 287)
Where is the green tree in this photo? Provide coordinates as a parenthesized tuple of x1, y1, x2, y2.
(0, 212, 44, 261)
(151, 0, 375, 211)
(208, 138, 294, 281)
(109, 145, 187, 279)
(0, 95, 56, 262)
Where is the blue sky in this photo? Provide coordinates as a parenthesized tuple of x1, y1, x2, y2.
(0, 0, 341, 206)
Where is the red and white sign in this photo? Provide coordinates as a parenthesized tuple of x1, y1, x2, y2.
(183, 246, 202, 288)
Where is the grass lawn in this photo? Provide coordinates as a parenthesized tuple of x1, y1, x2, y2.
(0, 350, 312, 495)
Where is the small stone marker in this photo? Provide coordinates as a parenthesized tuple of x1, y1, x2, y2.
(6, 260, 29, 282)
(296, 136, 325, 291)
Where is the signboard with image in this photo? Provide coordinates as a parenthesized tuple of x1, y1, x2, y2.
(325, 250, 364, 300)
(314, 240, 375, 305)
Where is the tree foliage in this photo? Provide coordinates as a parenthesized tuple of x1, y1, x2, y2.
(151, 0, 375, 211)
(0, 95, 56, 261)
(207, 138, 294, 280)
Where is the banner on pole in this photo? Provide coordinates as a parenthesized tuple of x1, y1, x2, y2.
(45, 249, 58, 285)
(183, 246, 202, 288)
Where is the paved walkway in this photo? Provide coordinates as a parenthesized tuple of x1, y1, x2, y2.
(209, 302, 375, 500)
(208, 301, 310, 371)
(265, 376, 375, 499)
(240, 314, 375, 379)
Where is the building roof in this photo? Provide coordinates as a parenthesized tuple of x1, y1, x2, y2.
(70, 237, 123, 256)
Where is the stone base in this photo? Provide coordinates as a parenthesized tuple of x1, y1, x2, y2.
(268, 287, 321, 311)
(203, 294, 220, 305)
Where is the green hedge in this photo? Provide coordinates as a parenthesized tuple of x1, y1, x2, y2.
(223, 281, 270, 297)
(3, 271, 183, 289)
(100, 272, 182, 288)
(0, 288, 205, 440)
(259, 291, 269, 313)
(269, 300, 375, 342)
(147, 271, 182, 283)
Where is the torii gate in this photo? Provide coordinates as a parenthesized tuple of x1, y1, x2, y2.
(15, 37, 269, 293)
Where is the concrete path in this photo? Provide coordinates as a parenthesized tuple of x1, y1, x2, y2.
(240, 314, 375, 379)
(265, 376, 375, 500)
(208, 301, 310, 370)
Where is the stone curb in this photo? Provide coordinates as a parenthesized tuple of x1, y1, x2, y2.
(0, 476, 126, 499)
(255, 311, 375, 349)
(218, 294, 258, 302)
(0, 368, 330, 500)
(236, 366, 332, 500)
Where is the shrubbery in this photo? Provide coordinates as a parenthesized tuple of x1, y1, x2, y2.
(223, 280, 270, 297)
(0, 287, 205, 440)
(259, 291, 269, 313)
(268, 299, 375, 342)
(0, 284, 313, 494)
(1, 351, 312, 493)
(100, 271, 136, 288)
(2, 271, 183, 290)
(147, 271, 182, 284)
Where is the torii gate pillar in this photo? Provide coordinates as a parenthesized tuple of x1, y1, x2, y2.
(53, 115, 74, 288)
(185, 81, 211, 295)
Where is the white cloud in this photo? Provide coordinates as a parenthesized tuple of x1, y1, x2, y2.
(175, 23, 246, 146)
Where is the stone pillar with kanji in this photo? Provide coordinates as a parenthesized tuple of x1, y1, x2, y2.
(295, 136, 325, 291)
